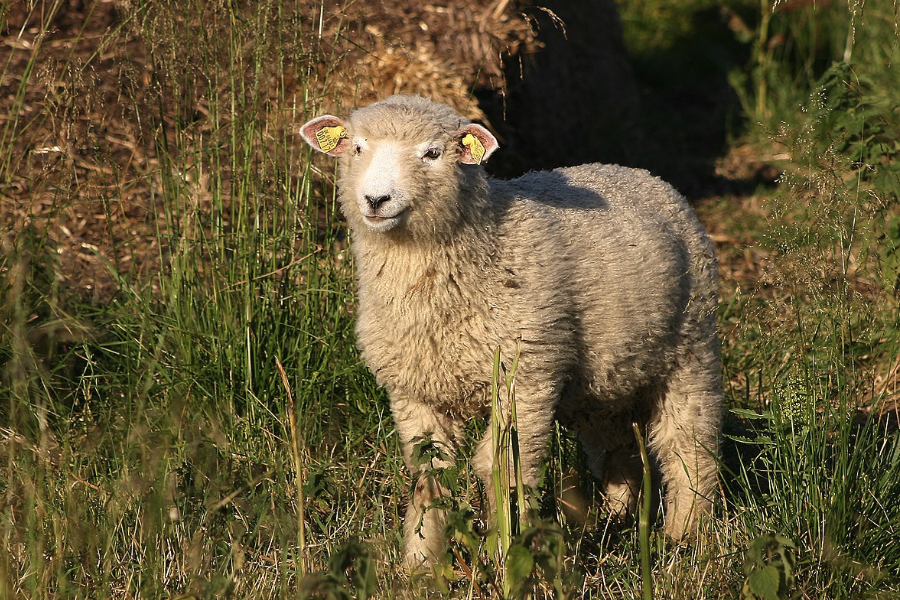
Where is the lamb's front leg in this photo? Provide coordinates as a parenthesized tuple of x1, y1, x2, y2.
(392, 396, 461, 569)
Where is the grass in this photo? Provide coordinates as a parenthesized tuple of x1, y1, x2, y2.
(2, 0, 900, 598)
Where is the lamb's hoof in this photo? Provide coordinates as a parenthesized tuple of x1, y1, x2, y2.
(603, 482, 638, 520)
(402, 549, 434, 576)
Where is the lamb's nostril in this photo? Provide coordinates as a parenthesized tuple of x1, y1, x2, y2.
(365, 194, 391, 210)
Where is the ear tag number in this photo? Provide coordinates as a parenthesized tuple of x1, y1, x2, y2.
(462, 133, 485, 165)
(316, 126, 347, 153)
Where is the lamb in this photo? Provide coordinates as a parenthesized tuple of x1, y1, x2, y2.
(300, 95, 723, 568)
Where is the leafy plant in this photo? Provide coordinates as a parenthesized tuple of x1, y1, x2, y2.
(798, 61, 900, 203)
(741, 533, 797, 600)
(415, 347, 572, 599)
(877, 215, 900, 296)
(299, 540, 377, 600)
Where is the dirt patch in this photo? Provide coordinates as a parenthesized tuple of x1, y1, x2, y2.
(2, 1, 160, 303)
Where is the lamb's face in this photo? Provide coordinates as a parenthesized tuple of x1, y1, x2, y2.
(300, 96, 497, 239)
(342, 132, 456, 234)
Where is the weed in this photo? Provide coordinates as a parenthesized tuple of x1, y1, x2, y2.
(632, 423, 654, 600)
(299, 540, 377, 600)
(741, 533, 796, 600)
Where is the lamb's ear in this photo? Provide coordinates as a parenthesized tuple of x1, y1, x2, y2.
(457, 124, 498, 166)
(300, 115, 351, 156)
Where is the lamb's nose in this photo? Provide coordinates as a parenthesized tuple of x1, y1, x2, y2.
(365, 194, 391, 210)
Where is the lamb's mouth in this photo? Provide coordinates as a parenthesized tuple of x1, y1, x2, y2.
(363, 211, 405, 231)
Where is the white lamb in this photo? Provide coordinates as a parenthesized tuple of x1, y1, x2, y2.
(300, 95, 722, 568)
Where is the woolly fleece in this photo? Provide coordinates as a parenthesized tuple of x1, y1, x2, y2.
(300, 95, 723, 568)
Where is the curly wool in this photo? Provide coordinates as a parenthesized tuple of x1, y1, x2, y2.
(300, 95, 723, 568)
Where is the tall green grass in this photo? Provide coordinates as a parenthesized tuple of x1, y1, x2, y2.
(2, 0, 900, 598)
(2, 1, 398, 597)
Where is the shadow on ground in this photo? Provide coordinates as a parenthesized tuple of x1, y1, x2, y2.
(479, 3, 778, 201)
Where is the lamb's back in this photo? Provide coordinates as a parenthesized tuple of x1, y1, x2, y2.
(492, 164, 717, 407)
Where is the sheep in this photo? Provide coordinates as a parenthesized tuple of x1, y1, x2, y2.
(299, 95, 722, 568)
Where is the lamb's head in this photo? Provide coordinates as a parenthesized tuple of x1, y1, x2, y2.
(300, 96, 498, 240)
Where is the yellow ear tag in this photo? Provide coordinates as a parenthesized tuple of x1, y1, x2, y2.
(315, 125, 347, 153)
(462, 133, 486, 165)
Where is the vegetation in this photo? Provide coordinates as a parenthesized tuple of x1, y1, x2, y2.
(1, 0, 899, 597)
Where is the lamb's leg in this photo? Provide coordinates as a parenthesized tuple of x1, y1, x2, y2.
(574, 412, 645, 518)
(472, 381, 558, 514)
(650, 341, 722, 540)
(392, 397, 461, 569)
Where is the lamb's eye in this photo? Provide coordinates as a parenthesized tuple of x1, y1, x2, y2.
(423, 147, 442, 161)
(353, 144, 362, 156)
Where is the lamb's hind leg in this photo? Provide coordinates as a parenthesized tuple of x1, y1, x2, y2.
(472, 378, 559, 516)
(650, 339, 722, 540)
(574, 410, 646, 519)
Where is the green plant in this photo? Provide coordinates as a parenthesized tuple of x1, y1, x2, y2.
(487, 346, 569, 599)
(632, 423, 654, 600)
(741, 533, 796, 600)
(729, 1, 900, 127)
(299, 540, 377, 600)
(420, 347, 570, 599)
(727, 366, 900, 598)
(489, 344, 526, 596)
(878, 215, 900, 295)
